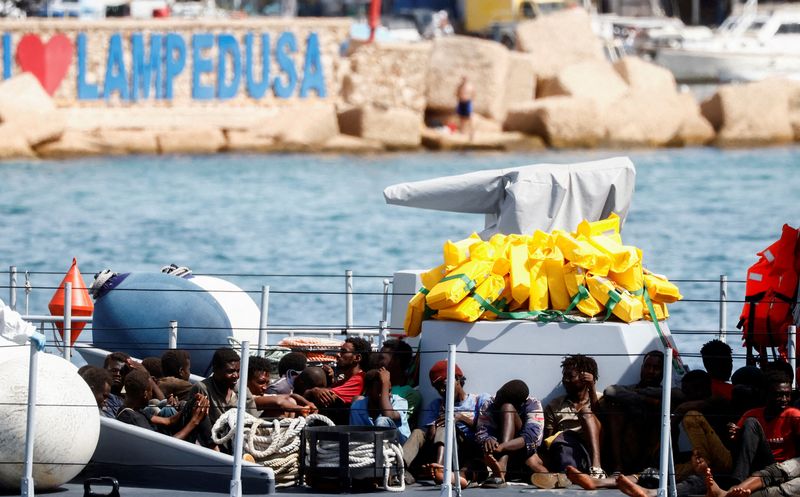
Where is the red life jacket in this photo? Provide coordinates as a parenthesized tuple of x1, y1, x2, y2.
(737, 224, 799, 360)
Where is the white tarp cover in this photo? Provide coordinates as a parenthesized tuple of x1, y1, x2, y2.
(383, 157, 636, 237)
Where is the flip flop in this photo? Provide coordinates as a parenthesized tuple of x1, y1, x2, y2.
(481, 476, 507, 489)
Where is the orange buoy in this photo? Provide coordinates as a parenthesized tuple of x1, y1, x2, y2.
(48, 258, 94, 346)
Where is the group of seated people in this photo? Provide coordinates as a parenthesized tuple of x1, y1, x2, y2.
(77, 337, 800, 496)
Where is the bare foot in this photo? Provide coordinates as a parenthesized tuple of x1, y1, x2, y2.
(616, 474, 651, 497)
(726, 488, 752, 497)
(427, 463, 468, 489)
(566, 466, 597, 490)
(705, 468, 726, 497)
(484, 453, 504, 480)
(691, 450, 709, 475)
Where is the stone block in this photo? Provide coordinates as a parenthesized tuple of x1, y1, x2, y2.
(0, 73, 65, 146)
(224, 130, 278, 153)
(425, 36, 510, 121)
(701, 79, 794, 147)
(538, 60, 628, 107)
(274, 103, 339, 147)
(613, 56, 677, 95)
(503, 100, 547, 135)
(343, 42, 431, 112)
(96, 129, 158, 154)
(339, 106, 422, 149)
(533, 96, 605, 148)
(157, 127, 226, 154)
(322, 134, 384, 153)
(604, 91, 685, 147)
(421, 128, 545, 151)
(504, 52, 537, 109)
(515, 9, 606, 79)
(0, 124, 36, 159)
(668, 93, 715, 147)
(35, 130, 111, 159)
(425, 111, 502, 134)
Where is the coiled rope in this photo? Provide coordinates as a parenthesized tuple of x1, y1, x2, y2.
(211, 410, 334, 487)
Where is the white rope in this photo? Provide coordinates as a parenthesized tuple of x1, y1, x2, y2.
(211, 410, 334, 487)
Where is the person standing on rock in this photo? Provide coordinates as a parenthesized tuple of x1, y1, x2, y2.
(456, 76, 475, 142)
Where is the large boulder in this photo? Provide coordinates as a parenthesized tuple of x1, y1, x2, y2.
(35, 130, 111, 159)
(0, 124, 35, 159)
(504, 100, 547, 135)
(787, 82, 800, 141)
(613, 56, 677, 95)
(224, 131, 278, 153)
(421, 127, 545, 151)
(338, 105, 422, 150)
(504, 52, 537, 109)
(0, 73, 65, 147)
(668, 93, 715, 147)
(157, 127, 226, 154)
(531, 96, 605, 148)
(515, 9, 606, 79)
(538, 60, 629, 107)
(701, 79, 794, 147)
(342, 42, 431, 112)
(96, 129, 158, 155)
(273, 103, 339, 148)
(604, 91, 685, 147)
(425, 36, 510, 121)
(322, 134, 385, 153)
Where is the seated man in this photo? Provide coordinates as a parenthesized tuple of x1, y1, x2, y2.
(602, 350, 683, 474)
(103, 351, 130, 417)
(117, 369, 209, 440)
(540, 354, 604, 483)
(182, 347, 259, 451)
(302, 337, 371, 425)
(378, 339, 422, 429)
(701, 339, 734, 401)
(267, 352, 306, 395)
(727, 370, 800, 483)
(247, 356, 316, 418)
(403, 360, 490, 487)
(475, 379, 546, 488)
(349, 368, 410, 443)
(158, 349, 193, 402)
(79, 366, 113, 417)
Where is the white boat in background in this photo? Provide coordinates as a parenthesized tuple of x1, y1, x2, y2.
(651, 4, 800, 83)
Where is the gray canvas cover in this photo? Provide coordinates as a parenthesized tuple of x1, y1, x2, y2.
(383, 157, 636, 237)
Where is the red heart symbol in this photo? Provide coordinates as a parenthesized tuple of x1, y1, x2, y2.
(16, 34, 74, 96)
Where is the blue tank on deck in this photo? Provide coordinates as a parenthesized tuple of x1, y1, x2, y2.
(92, 272, 260, 375)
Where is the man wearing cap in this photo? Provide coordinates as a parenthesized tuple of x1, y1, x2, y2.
(402, 359, 491, 487)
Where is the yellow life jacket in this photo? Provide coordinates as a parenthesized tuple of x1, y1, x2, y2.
(585, 234, 639, 273)
(609, 248, 644, 293)
(509, 242, 531, 305)
(576, 212, 622, 244)
(443, 233, 482, 269)
(529, 246, 549, 312)
(586, 274, 643, 323)
(554, 230, 612, 276)
(644, 271, 683, 303)
(563, 263, 603, 317)
(426, 259, 493, 310)
(438, 274, 505, 322)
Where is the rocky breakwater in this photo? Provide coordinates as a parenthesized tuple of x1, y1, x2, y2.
(1, 12, 800, 159)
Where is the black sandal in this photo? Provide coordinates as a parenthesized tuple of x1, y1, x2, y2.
(481, 476, 507, 489)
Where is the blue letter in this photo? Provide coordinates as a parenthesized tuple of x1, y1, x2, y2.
(103, 34, 129, 100)
(76, 34, 99, 100)
(299, 32, 326, 98)
(217, 34, 241, 100)
(131, 33, 162, 101)
(164, 33, 186, 100)
(2, 33, 10, 80)
(273, 32, 297, 99)
(191, 33, 214, 100)
(245, 33, 269, 99)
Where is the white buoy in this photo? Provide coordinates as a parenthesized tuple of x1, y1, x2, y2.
(0, 353, 100, 490)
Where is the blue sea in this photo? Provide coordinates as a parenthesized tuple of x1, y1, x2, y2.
(0, 147, 798, 370)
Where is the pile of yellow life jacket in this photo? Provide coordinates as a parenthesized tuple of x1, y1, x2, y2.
(404, 213, 682, 337)
(737, 224, 800, 363)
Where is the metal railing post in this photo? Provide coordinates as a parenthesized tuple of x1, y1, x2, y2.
(719, 275, 728, 342)
(658, 345, 674, 497)
(257, 286, 269, 357)
(441, 344, 457, 497)
(381, 279, 390, 323)
(169, 321, 178, 349)
(20, 341, 39, 497)
(789, 325, 797, 391)
(9, 265, 17, 311)
(345, 270, 353, 333)
(230, 340, 250, 497)
(63, 282, 72, 362)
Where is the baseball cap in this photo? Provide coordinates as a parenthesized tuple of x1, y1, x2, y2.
(429, 360, 463, 384)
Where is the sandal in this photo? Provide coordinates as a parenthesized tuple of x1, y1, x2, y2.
(481, 476, 508, 489)
(590, 466, 607, 479)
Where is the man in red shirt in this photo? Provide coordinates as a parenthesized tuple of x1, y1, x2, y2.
(728, 370, 800, 482)
(303, 337, 370, 424)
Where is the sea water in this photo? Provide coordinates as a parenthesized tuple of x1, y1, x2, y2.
(0, 147, 798, 369)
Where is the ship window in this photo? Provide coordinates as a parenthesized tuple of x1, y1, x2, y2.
(777, 23, 800, 34)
